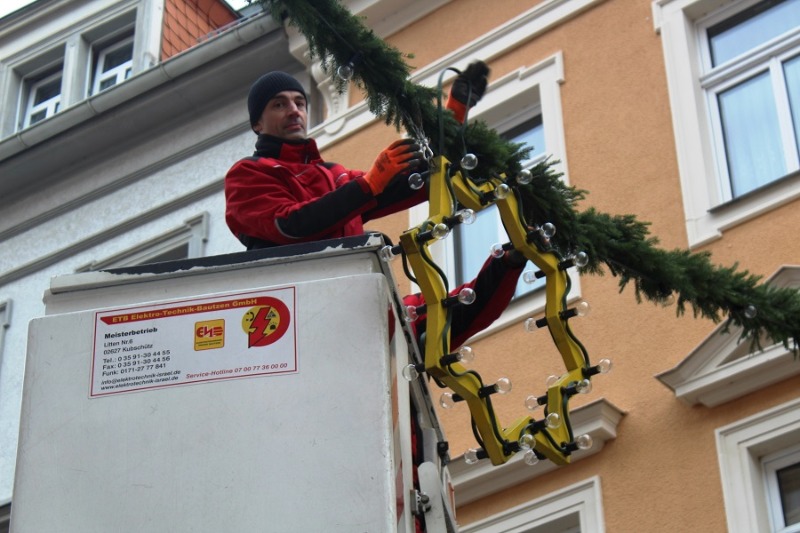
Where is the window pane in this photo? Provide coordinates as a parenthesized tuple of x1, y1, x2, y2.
(786, 54, 800, 155)
(507, 116, 545, 160)
(456, 207, 500, 285)
(778, 462, 800, 526)
(709, 0, 800, 67)
(102, 41, 133, 72)
(34, 77, 61, 105)
(718, 72, 786, 197)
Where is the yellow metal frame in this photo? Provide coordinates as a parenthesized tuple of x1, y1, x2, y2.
(399, 156, 591, 466)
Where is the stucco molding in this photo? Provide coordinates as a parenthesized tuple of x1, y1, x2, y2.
(657, 265, 800, 407)
(448, 398, 624, 506)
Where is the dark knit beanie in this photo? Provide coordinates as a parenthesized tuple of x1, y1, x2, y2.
(247, 71, 307, 129)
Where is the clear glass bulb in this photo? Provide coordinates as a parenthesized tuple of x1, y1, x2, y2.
(404, 305, 419, 322)
(495, 377, 512, 394)
(523, 317, 539, 332)
(458, 287, 476, 305)
(574, 251, 589, 267)
(546, 374, 559, 388)
(575, 300, 591, 317)
(525, 395, 541, 411)
(545, 412, 561, 429)
(464, 448, 481, 465)
(522, 270, 540, 284)
(490, 243, 505, 258)
(540, 222, 556, 238)
(518, 433, 536, 450)
(660, 292, 676, 307)
(493, 183, 510, 200)
(596, 358, 612, 374)
(408, 172, 425, 190)
(401, 364, 419, 381)
(431, 223, 450, 240)
(337, 63, 354, 81)
(379, 245, 397, 262)
(440, 392, 456, 409)
(517, 169, 533, 185)
(744, 305, 757, 319)
(523, 450, 539, 466)
(460, 153, 478, 170)
(575, 434, 593, 450)
(457, 209, 476, 225)
(457, 346, 475, 363)
(575, 378, 592, 394)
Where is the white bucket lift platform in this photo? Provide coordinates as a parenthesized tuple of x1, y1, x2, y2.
(13, 234, 456, 533)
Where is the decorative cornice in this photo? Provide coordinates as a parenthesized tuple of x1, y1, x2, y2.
(448, 398, 624, 506)
(657, 266, 800, 407)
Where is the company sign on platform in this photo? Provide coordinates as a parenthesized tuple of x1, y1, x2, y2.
(91, 287, 296, 397)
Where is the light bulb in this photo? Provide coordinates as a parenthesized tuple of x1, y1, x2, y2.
(495, 377, 512, 394)
(402, 364, 420, 381)
(379, 245, 397, 262)
(490, 243, 505, 258)
(440, 392, 456, 409)
(540, 222, 556, 239)
(458, 288, 476, 305)
(460, 153, 478, 170)
(575, 434, 593, 450)
(517, 169, 532, 185)
(523, 450, 539, 466)
(575, 300, 591, 317)
(546, 374, 560, 388)
(545, 412, 561, 429)
(575, 378, 592, 394)
(493, 183, 510, 200)
(518, 433, 536, 450)
(522, 270, 540, 284)
(431, 223, 450, 240)
(408, 172, 425, 190)
(574, 251, 589, 267)
(457, 346, 475, 363)
(596, 358, 612, 374)
(660, 292, 676, 307)
(457, 209, 476, 225)
(336, 63, 354, 80)
(404, 305, 419, 322)
(525, 395, 541, 411)
(464, 448, 481, 465)
(524, 317, 539, 332)
(744, 305, 757, 319)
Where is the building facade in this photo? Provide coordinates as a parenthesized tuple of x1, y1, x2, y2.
(1, 0, 799, 531)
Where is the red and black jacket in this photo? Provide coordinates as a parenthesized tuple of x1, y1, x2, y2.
(225, 135, 426, 249)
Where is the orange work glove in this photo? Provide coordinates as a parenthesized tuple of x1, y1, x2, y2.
(446, 60, 490, 123)
(364, 139, 424, 195)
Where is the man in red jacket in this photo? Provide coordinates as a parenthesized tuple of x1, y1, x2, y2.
(225, 65, 525, 342)
(225, 71, 426, 250)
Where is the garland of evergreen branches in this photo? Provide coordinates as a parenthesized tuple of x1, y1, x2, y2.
(259, 0, 800, 353)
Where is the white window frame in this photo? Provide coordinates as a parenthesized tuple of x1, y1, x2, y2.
(23, 70, 63, 128)
(717, 397, 800, 533)
(653, 0, 800, 248)
(764, 444, 800, 532)
(410, 52, 580, 339)
(1, 3, 163, 138)
(75, 213, 209, 272)
(92, 35, 134, 95)
(0, 299, 11, 369)
(457, 476, 605, 533)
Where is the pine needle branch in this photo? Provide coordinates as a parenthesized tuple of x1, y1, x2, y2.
(258, 0, 800, 354)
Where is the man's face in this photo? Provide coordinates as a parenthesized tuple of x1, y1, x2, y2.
(254, 90, 307, 140)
